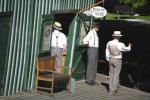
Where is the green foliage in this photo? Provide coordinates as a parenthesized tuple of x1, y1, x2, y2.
(105, 12, 150, 20)
(120, 0, 148, 9)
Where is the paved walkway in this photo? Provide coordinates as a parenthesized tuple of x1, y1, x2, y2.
(0, 74, 150, 100)
(123, 19, 150, 25)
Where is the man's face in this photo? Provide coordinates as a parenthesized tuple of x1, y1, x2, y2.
(113, 36, 121, 40)
(95, 27, 100, 32)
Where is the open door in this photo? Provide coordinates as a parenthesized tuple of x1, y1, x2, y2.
(65, 14, 93, 79)
(0, 12, 12, 95)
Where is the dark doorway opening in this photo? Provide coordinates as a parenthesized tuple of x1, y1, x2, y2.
(97, 20, 150, 93)
(39, 12, 75, 54)
(54, 13, 75, 36)
(53, 12, 75, 73)
(0, 12, 12, 94)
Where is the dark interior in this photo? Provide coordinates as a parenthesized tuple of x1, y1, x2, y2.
(54, 13, 75, 36)
(97, 20, 150, 92)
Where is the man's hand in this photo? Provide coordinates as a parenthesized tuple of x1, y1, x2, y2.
(62, 44, 67, 55)
(128, 43, 132, 48)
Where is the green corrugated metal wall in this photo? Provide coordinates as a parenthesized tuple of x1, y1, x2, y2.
(0, 0, 95, 96)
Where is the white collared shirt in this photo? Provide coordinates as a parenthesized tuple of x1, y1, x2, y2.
(105, 39, 131, 61)
(83, 29, 99, 48)
(51, 30, 67, 48)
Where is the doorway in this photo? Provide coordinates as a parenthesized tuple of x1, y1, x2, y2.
(0, 12, 12, 94)
(54, 12, 75, 73)
(54, 13, 75, 36)
(40, 13, 74, 53)
(41, 12, 91, 78)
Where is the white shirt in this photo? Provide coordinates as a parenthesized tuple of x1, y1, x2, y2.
(105, 39, 131, 61)
(83, 29, 99, 47)
(51, 30, 67, 48)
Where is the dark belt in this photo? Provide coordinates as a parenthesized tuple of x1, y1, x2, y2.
(51, 46, 62, 49)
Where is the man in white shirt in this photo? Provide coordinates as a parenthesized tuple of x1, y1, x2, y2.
(105, 31, 131, 95)
(51, 21, 67, 73)
(83, 22, 100, 86)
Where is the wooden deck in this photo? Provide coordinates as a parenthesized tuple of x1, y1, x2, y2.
(0, 74, 150, 100)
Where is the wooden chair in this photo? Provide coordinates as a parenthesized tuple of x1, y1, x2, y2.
(36, 56, 71, 96)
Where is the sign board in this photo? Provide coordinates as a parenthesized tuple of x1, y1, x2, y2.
(83, 6, 107, 18)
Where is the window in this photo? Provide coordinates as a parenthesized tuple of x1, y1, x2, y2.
(42, 22, 53, 51)
(78, 14, 92, 45)
(79, 20, 90, 44)
(40, 15, 54, 53)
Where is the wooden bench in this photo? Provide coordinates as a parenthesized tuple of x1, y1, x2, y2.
(36, 56, 71, 96)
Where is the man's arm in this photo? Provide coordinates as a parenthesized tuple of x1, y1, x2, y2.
(62, 44, 67, 55)
(62, 34, 67, 55)
(83, 31, 92, 44)
(120, 42, 131, 52)
(105, 42, 110, 61)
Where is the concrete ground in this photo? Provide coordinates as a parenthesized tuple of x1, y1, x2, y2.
(0, 74, 150, 100)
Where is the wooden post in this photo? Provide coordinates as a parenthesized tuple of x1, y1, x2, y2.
(76, 0, 104, 15)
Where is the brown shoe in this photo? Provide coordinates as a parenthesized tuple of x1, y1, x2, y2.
(85, 81, 94, 86)
(109, 91, 114, 95)
(92, 81, 99, 86)
(109, 91, 119, 96)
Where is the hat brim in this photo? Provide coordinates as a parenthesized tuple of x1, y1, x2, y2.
(53, 25, 62, 30)
(112, 34, 122, 37)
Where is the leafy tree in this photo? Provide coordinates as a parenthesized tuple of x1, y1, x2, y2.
(120, 0, 148, 9)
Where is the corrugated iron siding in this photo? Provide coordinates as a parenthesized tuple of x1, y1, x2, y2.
(0, 0, 95, 96)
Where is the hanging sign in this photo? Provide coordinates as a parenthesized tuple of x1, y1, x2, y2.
(83, 6, 107, 18)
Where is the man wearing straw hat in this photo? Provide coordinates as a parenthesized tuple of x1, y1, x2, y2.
(105, 31, 131, 96)
(51, 21, 67, 73)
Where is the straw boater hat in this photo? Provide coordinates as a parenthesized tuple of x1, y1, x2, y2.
(53, 21, 62, 30)
(112, 31, 122, 37)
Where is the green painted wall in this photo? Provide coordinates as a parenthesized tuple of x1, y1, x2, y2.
(0, 0, 95, 96)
